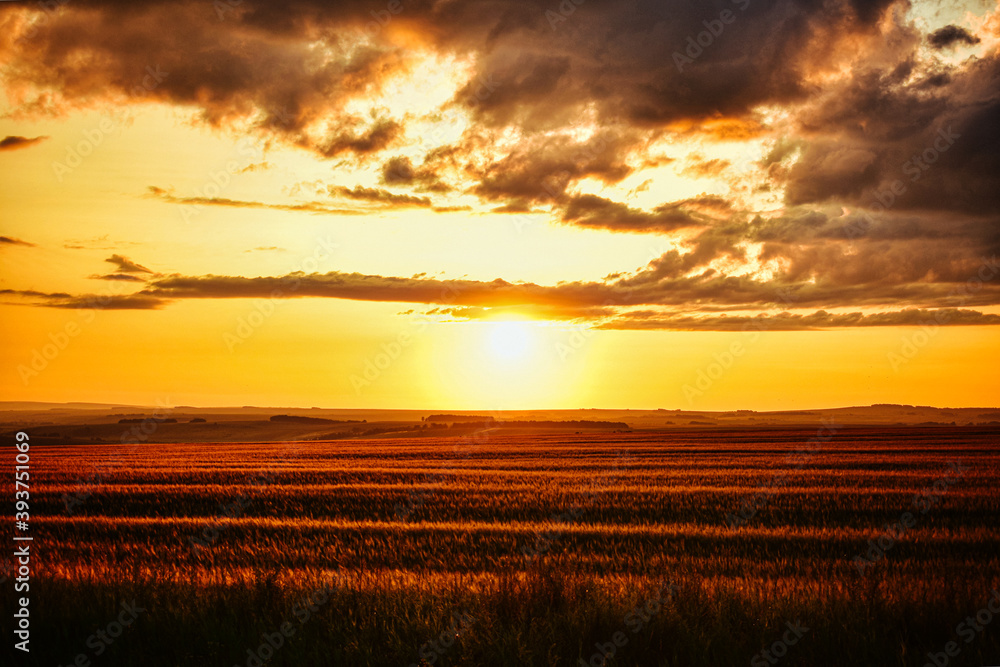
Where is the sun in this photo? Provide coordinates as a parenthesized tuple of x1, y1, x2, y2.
(487, 320, 533, 361)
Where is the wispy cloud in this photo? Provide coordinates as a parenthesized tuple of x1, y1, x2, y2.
(0, 236, 36, 247)
(0, 135, 48, 151)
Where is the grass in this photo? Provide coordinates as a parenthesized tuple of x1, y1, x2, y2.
(4, 426, 1000, 666)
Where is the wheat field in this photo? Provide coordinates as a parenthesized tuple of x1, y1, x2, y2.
(7, 426, 1000, 666)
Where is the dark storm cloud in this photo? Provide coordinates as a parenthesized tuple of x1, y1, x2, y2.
(660, 205, 1000, 295)
(3, 0, 999, 330)
(0, 0, 905, 153)
(447, 0, 901, 129)
(783, 144, 881, 204)
(0, 1, 410, 154)
(785, 37, 1000, 216)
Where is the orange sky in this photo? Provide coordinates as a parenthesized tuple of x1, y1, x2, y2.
(1, 0, 998, 409)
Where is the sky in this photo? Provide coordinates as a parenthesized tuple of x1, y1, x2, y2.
(1, 0, 998, 410)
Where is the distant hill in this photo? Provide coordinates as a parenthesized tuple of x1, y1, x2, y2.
(426, 414, 493, 422)
(269, 415, 363, 424)
(450, 419, 629, 430)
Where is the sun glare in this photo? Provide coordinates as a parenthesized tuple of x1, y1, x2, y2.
(487, 320, 533, 361)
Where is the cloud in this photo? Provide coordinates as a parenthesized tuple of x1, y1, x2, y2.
(784, 32, 1000, 216)
(239, 161, 272, 173)
(3, 0, 999, 333)
(784, 145, 880, 204)
(0, 2, 413, 159)
(106, 254, 153, 274)
(90, 273, 148, 282)
(0, 135, 48, 151)
(927, 25, 981, 49)
(147, 186, 362, 215)
(0, 288, 164, 310)
(327, 185, 432, 208)
(425, 303, 617, 322)
(61, 234, 139, 250)
(0, 236, 36, 246)
(19, 242, 995, 322)
(0, 288, 72, 300)
(54, 294, 166, 310)
(470, 129, 636, 204)
(598, 308, 1000, 331)
(681, 158, 731, 179)
(319, 118, 403, 158)
(559, 194, 715, 234)
(380, 156, 450, 193)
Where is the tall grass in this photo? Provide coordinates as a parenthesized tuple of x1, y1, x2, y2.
(4, 426, 999, 666)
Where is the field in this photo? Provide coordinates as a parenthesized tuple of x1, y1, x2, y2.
(6, 425, 1000, 666)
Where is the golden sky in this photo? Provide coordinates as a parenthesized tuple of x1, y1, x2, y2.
(1, 0, 998, 409)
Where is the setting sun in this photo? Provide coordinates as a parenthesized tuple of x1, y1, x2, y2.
(486, 320, 535, 361)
